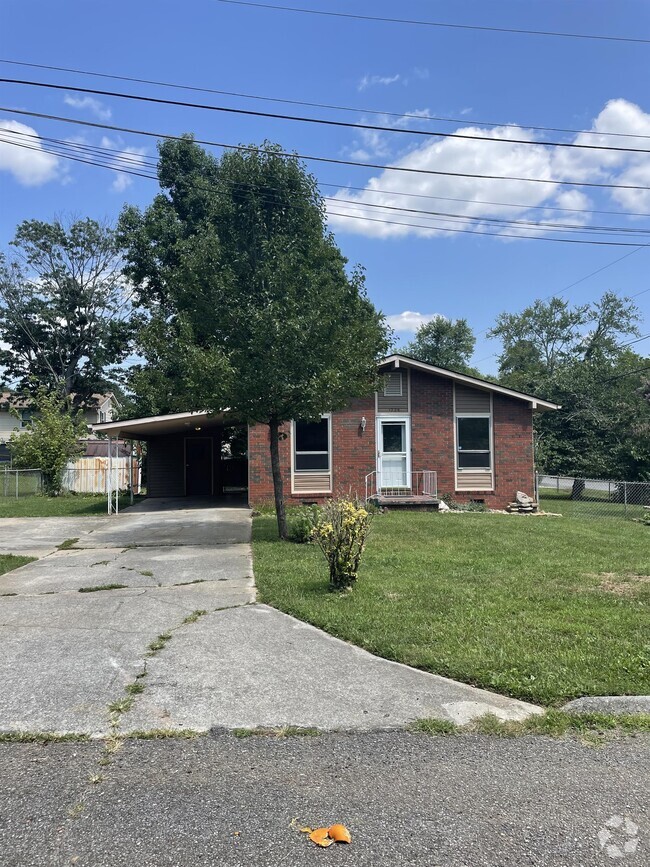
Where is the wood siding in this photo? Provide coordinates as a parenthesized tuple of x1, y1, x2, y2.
(456, 471, 493, 491)
(455, 384, 491, 413)
(147, 436, 186, 497)
(377, 370, 409, 413)
(292, 472, 331, 493)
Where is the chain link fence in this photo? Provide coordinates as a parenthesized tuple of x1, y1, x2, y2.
(0, 467, 43, 497)
(537, 474, 650, 521)
(0, 459, 140, 498)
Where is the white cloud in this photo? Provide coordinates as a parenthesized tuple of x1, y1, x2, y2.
(328, 99, 650, 240)
(358, 73, 401, 92)
(329, 124, 557, 239)
(99, 136, 148, 192)
(64, 95, 112, 121)
(385, 311, 440, 332)
(0, 120, 60, 186)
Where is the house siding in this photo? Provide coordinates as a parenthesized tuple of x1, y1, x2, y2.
(248, 371, 535, 509)
(146, 431, 222, 497)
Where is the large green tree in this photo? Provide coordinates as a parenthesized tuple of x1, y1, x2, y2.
(119, 138, 390, 537)
(404, 316, 477, 373)
(489, 293, 650, 480)
(0, 218, 132, 404)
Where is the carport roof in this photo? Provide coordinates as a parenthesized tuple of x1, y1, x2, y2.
(92, 411, 228, 439)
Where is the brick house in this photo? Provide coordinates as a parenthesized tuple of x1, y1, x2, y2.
(93, 355, 558, 509)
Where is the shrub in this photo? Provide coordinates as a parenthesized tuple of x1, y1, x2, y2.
(8, 390, 84, 495)
(313, 497, 373, 591)
(289, 505, 321, 543)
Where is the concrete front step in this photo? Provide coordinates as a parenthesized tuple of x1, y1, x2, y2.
(370, 495, 440, 510)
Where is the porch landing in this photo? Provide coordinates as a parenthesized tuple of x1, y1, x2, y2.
(369, 494, 441, 510)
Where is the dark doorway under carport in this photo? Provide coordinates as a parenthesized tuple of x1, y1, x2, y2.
(93, 411, 248, 501)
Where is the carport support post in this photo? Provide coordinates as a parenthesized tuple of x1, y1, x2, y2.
(107, 435, 112, 514)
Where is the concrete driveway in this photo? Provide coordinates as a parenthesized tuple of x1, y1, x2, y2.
(0, 498, 541, 736)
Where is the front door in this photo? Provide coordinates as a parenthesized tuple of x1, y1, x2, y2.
(377, 419, 410, 490)
(185, 438, 213, 496)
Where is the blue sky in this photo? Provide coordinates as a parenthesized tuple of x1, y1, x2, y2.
(1, 0, 650, 372)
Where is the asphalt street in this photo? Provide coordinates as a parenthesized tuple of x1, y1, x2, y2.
(0, 731, 647, 866)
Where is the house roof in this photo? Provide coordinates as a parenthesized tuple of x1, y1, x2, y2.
(92, 356, 559, 438)
(380, 354, 560, 410)
(0, 391, 117, 410)
(92, 410, 227, 439)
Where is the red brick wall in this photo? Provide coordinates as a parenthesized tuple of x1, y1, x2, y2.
(248, 373, 535, 509)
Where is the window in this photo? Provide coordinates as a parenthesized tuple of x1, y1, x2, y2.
(383, 371, 402, 397)
(457, 416, 491, 469)
(294, 416, 330, 472)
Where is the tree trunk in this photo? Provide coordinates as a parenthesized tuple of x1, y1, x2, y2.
(570, 478, 586, 500)
(268, 418, 288, 540)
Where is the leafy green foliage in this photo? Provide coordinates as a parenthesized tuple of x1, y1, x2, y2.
(312, 497, 373, 591)
(8, 390, 84, 495)
(119, 137, 390, 536)
(0, 218, 131, 403)
(489, 293, 650, 479)
(404, 316, 478, 373)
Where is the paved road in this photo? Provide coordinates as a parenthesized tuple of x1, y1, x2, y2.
(0, 498, 541, 735)
(0, 732, 647, 866)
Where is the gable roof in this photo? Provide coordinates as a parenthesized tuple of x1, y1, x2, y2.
(380, 354, 560, 410)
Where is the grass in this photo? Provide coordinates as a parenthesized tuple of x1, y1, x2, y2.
(412, 711, 650, 739)
(253, 511, 650, 706)
(0, 553, 35, 580)
(57, 537, 79, 550)
(0, 494, 138, 518)
(78, 583, 128, 593)
(539, 487, 647, 521)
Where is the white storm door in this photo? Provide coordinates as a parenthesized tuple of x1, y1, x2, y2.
(377, 418, 410, 489)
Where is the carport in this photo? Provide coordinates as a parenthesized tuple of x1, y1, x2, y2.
(93, 411, 248, 511)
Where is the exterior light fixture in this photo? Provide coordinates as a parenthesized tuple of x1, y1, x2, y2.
(360, 416, 367, 432)
(194, 426, 202, 431)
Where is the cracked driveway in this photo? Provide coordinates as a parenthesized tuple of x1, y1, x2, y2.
(0, 497, 542, 736)
(0, 498, 255, 735)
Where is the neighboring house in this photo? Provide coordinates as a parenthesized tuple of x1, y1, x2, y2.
(93, 355, 559, 509)
(0, 392, 119, 462)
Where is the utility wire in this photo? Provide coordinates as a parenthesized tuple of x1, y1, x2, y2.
(2, 63, 650, 145)
(6, 128, 650, 237)
(4, 77, 650, 156)
(3, 133, 648, 247)
(216, 1, 650, 45)
(3, 105, 650, 193)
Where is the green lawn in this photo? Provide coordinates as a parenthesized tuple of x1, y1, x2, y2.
(539, 487, 646, 521)
(253, 511, 650, 706)
(0, 553, 36, 582)
(0, 494, 136, 518)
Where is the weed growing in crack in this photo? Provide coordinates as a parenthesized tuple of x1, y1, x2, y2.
(182, 609, 208, 625)
(147, 632, 172, 655)
(125, 681, 145, 695)
(79, 583, 128, 593)
(67, 803, 85, 819)
(57, 538, 79, 550)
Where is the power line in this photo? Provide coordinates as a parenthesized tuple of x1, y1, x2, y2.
(215, 0, 650, 45)
(2, 59, 649, 144)
(3, 133, 648, 248)
(6, 127, 650, 238)
(603, 364, 650, 382)
(4, 105, 650, 193)
(5, 76, 650, 156)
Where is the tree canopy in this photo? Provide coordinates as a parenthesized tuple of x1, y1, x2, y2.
(404, 316, 477, 373)
(489, 293, 650, 480)
(119, 137, 390, 536)
(0, 218, 131, 405)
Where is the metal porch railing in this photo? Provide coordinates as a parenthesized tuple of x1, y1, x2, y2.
(365, 470, 438, 501)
